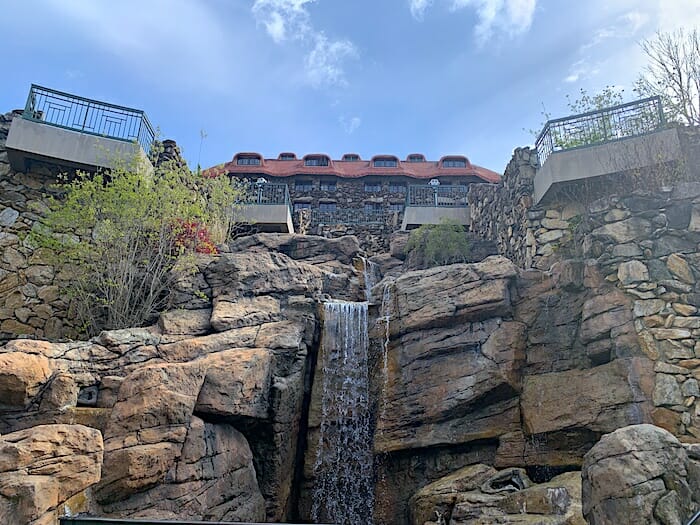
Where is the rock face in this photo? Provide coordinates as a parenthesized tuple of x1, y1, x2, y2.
(408, 464, 585, 525)
(0, 424, 103, 525)
(0, 233, 366, 523)
(370, 255, 656, 524)
(582, 424, 700, 525)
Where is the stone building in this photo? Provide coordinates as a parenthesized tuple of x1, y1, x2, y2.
(204, 152, 500, 232)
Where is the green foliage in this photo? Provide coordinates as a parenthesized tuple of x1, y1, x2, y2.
(32, 150, 243, 336)
(405, 218, 471, 267)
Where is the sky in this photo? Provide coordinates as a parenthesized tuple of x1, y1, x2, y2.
(2, 0, 700, 175)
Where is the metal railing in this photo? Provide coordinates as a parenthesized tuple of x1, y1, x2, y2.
(687, 510, 700, 525)
(243, 182, 292, 217)
(60, 518, 333, 525)
(406, 185, 470, 207)
(310, 208, 388, 225)
(23, 84, 156, 153)
(244, 182, 290, 204)
(535, 96, 665, 165)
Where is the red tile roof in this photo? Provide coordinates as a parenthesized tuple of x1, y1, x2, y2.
(203, 152, 501, 183)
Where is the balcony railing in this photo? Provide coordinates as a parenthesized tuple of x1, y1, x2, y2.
(23, 84, 155, 153)
(406, 185, 469, 207)
(535, 96, 665, 165)
(244, 182, 290, 205)
(310, 208, 387, 225)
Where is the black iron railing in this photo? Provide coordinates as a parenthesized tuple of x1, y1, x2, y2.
(406, 185, 469, 207)
(23, 84, 156, 153)
(244, 182, 290, 205)
(243, 182, 292, 216)
(310, 208, 387, 225)
(59, 518, 333, 525)
(535, 96, 665, 165)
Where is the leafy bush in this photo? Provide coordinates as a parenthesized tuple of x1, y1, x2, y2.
(32, 152, 243, 336)
(405, 218, 471, 267)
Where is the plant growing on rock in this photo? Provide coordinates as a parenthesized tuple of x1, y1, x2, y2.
(32, 150, 243, 336)
(405, 218, 470, 268)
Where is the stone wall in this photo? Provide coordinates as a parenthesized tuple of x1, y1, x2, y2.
(467, 147, 537, 268)
(0, 113, 192, 343)
(469, 127, 700, 443)
(0, 112, 80, 341)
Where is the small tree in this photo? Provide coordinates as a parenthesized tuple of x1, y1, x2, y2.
(635, 28, 700, 125)
(405, 218, 470, 268)
(33, 152, 243, 336)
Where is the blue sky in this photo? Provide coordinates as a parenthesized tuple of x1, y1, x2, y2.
(2, 0, 699, 174)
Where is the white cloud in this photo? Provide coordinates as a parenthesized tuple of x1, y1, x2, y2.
(339, 115, 361, 134)
(449, 0, 537, 45)
(251, 0, 314, 43)
(409, 0, 434, 21)
(252, 0, 358, 88)
(306, 35, 358, 88)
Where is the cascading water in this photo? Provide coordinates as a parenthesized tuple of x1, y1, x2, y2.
(361, 257, 380, 302)
(312, 301, 374, 525)
(378, 281, 393, 427)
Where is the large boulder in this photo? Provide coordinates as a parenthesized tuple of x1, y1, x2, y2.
(521, 358, 654, 435)
(374, 320, 525, 453)
(582, 424, 700, 525)
(408, 464, 585, 525)
(99, 416, 265, 522)
(0, 424, 103, 525)
(0, 353, 51, 409)
(387, 256, 517, 337)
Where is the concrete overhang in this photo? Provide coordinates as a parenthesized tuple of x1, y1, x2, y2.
(534, 127, 683, 205)
(5, 117, 152, 173)
(239, 204, 295, 233)
(401, 206, 470, 231)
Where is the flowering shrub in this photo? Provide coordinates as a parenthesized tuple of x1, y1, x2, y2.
(174, 220, 218, 254)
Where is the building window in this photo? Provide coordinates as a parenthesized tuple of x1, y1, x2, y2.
(295, 180, 314, 192)
(342, 154, 360, 161)
(294, 202, 311, 211)
(279, 153, 296, 160)
(389, 203, 404, 213)
(304, 155, 329, 167)
(237, 155, 261, 166)
(364, 202, 383, 213)
(373, 158, 397, 167)
(320, 180, 337, 191)
(389, 183, 406, 193)
(319, 202, 337, 212)
(407, 154, 425, 162)
(443, 158, 467, 168)
(364, 182, 382, 192)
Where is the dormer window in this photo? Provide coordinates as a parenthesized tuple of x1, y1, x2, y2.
(342, 154, 360, 161)
(407, 154, 425, 162)
(373, 156, 398, 168)
(442, 157, 468, 168)
(279, 153, 297, 160)
(236, 154, 261, 166)
(304, 155, 330, 167)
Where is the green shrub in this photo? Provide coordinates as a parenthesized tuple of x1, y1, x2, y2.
(405, 218, 471, 267)
(31, 151, 243, 336)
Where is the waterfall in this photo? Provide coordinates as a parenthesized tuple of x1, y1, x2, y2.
(378, 281, 393, 428)
(361, 257, 380, 302)
(312, 301, 374, 525)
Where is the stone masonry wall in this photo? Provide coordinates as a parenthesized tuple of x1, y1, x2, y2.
(469, 128, 700, 442)
(0, 112, 80, 341)
(467, 147, 538, 268)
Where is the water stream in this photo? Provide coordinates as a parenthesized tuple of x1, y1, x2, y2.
(312, 301, 374, 525)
